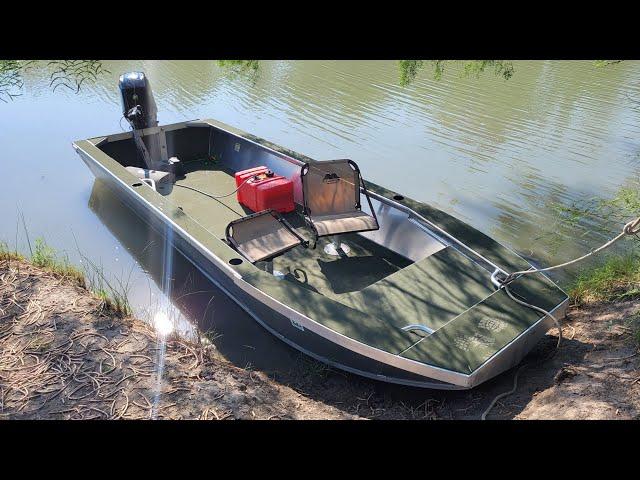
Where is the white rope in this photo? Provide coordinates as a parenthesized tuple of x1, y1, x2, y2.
(504, 286, 562, 349)
(481, 363, 527, 421)
(480, 285, 562, 420)
(502, 216, 640, 285)
(481, 215, 640, 420)
(174, 176, 253, 200)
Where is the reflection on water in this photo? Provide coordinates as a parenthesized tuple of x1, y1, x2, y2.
(88, 180, 299, 373)
(3, 60, 640, 375)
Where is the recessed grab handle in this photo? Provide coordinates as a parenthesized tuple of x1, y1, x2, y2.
(402, 324, 434, 335)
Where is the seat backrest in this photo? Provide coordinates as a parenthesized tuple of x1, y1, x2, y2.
(225, 210, 305, 263)
(301, 159, 361, 218)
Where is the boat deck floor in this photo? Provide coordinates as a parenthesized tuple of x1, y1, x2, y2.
(164, 164, 497, 335)
(166, 163, 413, 295)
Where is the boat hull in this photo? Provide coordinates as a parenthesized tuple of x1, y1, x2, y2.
(74, 120, 569, 389)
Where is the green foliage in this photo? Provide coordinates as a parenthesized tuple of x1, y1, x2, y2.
(3, 232, 131, 316)
(0, 60, 34, 102)
(0, 241, 24, 262)
(1, 59, 626, 102)
(545, 182, 640, 304)
(217, 60, 260, 72)
(47, 60, 110, 93)
(607, 186, 640, 212)
(72, 237, 132, 316)
(31, 237, 56, 268)
(543, 183, 640, 256)
(462, 60, 514, 80)
(216, 60, 261, 84)
(398, 60, 515, 86)
(594, 60, 623, 68)
(569, 254, 640, 304)
(29, 237, 85, 284)
(398, 60, 425, 86)
(0, 60, 108, 102)
(215, 59, 515, 87)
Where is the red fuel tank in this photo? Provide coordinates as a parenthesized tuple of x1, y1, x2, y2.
(235, 166, 295, 214)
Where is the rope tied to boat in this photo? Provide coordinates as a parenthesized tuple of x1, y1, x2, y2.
(482, 215, 640, 420)
(498, 215, 640, 287)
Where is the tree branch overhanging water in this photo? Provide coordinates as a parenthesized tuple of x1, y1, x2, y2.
(0, 60, 109, 102)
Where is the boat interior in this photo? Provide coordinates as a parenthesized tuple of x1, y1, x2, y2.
(96, 123, 480, 326)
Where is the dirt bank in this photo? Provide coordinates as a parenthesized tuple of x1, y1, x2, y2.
(1, 257, 638, 420)
(0, 258, 353, 419)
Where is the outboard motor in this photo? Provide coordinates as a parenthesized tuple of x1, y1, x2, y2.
(118, 72, 158, 130)
(117, 72, 182, 179)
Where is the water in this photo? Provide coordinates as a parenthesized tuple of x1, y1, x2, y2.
(2, 60, 640, 377)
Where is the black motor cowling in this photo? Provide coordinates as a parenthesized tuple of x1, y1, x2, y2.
(118, 72, 158, 130)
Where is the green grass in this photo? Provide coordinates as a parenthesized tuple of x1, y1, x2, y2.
(1, 235, 132, 317)
(2, 236, 84, 285)
(569, 253, 640, 305)
(0, 241, 24, 262)
(74, 247, 133, 316)
(30, 238, 85, 285)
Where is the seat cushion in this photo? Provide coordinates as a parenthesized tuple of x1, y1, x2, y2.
(310, 211, 378, 237)
(227, 210, 304, 263)
(236, 229, 302, 263)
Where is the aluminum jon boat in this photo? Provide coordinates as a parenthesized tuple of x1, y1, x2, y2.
(72, 72, 568, 389)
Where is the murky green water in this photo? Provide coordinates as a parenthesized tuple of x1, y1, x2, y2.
(2, 60, 640, 374)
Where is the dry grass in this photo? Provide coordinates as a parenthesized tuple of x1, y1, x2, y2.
(0, 257, 353, 420)
(1, 238, 130, 316)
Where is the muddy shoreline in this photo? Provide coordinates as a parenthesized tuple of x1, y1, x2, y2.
(1, 258, 638, 420)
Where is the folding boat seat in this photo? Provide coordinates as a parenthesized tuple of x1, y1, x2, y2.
(300, 159, 379, 244)
(225, 209, 308, 263)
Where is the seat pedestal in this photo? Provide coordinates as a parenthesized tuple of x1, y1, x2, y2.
(323, 237, 351, 256)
